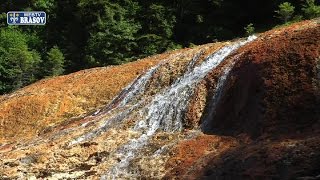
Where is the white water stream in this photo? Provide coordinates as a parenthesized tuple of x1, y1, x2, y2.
(102, 36, 257, 179)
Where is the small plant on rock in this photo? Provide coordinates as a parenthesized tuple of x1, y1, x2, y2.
(244, 23, 255, 36)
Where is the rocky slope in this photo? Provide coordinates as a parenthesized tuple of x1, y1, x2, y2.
(0, 19, 319, 179)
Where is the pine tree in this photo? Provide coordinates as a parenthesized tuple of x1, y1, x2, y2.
(275, 2, 295, 23)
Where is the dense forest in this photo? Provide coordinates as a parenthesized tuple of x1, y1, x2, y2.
(0, 0, 319, 94)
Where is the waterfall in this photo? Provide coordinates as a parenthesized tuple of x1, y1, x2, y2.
(102, 35, 257, 179)
(138, 36, 257, 134)
(67, 64, 161, 146)
(100, 64, 161, 114)
(67, 53, 186, 146)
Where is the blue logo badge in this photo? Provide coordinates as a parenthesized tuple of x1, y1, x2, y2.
(7, 11, 46, 25)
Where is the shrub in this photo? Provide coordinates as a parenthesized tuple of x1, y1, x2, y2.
(244, 23, 255, 36)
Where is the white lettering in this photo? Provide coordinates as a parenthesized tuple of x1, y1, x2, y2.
(40, 17, 45, 23)
(20, 17, 26, 23)
(18, 15, 45, 24)
(32, 17, 38, 23)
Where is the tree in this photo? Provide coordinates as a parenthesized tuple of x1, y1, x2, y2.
(44, 46, 65, 76)
(0, 28, 41, 94)
(137, 3, 180, 55)
(79, 0, 142, 67)
(275, 2, 295, 23)
(302, 0, 320, 19)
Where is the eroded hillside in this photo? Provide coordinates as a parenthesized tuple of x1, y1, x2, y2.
(0, 19, 319, 179)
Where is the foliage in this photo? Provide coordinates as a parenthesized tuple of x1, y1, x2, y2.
(79, 0, 142, 66)
(44, 46, 65, 76)
(302, 0, 320, 19)
(0, 28, 41, 93)
(275, 2, 295, 23)
(244, 23, 255, 36)
(137, 3, 179, 55)
(0, 0, 315, 94)
(0, 13, 7, 28)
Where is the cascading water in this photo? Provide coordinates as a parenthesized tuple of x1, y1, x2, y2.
(139, 36, 257, 134)
(68, 63, 162, 146)
(67, 53, 187, 146)
(186, 51, 204, 73)
(102, 35, 257, 179)
(101, 64, 161, 113)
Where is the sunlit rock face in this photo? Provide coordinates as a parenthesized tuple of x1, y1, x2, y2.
(1, 19, 320, 179)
